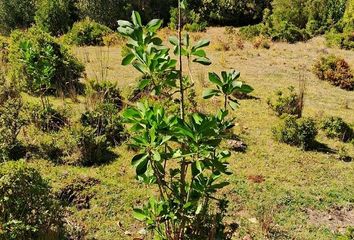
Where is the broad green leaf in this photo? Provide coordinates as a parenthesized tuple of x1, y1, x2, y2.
(238, 84, 254, 94)
(118, 20, 133, 28)
(203, 89, 220, 99)
(146, 19, 162, 32)
(193, 57, 211, 65)
(192, 49, 206, 57)
(169, 36, 179, 46)
(208, 72, 223, 86)
(193, 39, 210, 50)
(122, 53, 135, 65)
(133, 208, 147, 221)
(138, 78, 151, 89)
(131, 11, 142, 26)
(229, 99, 239, 110)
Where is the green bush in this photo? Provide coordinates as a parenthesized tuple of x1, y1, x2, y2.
(0, 0, 36, 35)
(0, 36, 9, 64)
(81, 103, 126, 146)
(313, 55, 354, 91)
(0, 161, 63, 239)
(0, 84, 25, 161)
(85, 80, 124, 108)
(321, 116, 353, 142)
(8, 27, 84, 96)
(64, 18, 113, 46)
(35, 0, 79, 36)
(27, 103, 69, 132)
(272, 115, 318, 150)
(169, 7, 207, 32)
(267, 86, 303, 117)
(239, 24, 264, 40)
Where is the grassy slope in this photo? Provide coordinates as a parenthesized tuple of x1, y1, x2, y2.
(28, 28, 354, 240)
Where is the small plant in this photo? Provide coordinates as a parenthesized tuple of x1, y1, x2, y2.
(267, 86, 303, 118)
(320, 116, 353, 142)
(85, 80, 123, 109)
(253, 36, 271, 49)
(27, 103, 69, 132)
(0, 83, 25, 161)
(0, 161, 64, 239)
(119, 9, 253, 239)
(337, 145, 352, 162)
(272, 115, 318, 150)
(81, 103, 126, 146)
(313, 55, 354, 91)
(64, 18, 113, 46)
(9, 27, 84, 98)
(203, 70, 254, 110)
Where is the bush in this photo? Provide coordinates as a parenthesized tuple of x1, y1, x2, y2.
(27, 103, 69, 132)
(169, 7, 207, 32)
(0, 161, 63, 239)
(272, 115, 318, 150)
(81, 103, 126, 146)
(85, 80, 124, 108)
(267, 86, 303, 117)
(321, 116, 353, 142)
(35, 0, 79, 36)
(64, 18, 113, 46)
(0, 84, 25, 161)
(0, 36, 9, 64)
(0, 0, 36, 35)
(313, 55, 354, 91)
(253, 36, 271, 49)
(240, 24, 264, 40)
(8, 27, 84, 96)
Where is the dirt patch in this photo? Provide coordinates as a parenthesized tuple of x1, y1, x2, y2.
(247, 175, 265, 183)
(307, 206, 354, 233)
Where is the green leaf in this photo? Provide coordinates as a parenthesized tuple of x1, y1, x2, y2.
(208, 72, 223, 86)
(132, 154, 149, 175)
(193, 39, 210, 50)
(193, 57, 211, 65)
(138, 78, 151, 89)
(146, 19, 162, 32)
(192, 49, 206, 57)
(229, 100, 239, 110)
(122, 53, 135, 65)
(203, 89, 220, 99)
(169, 36, 179, 46)
(133, 208, 147, 221)
(131, 11, 142, 26)
(118, 20, 133, 28)
(239, 84, 254, 94)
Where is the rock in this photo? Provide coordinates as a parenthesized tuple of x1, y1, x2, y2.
(227, 139, 247, 152)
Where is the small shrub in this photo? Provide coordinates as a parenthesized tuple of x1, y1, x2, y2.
(0, 161, 63, 239)
(81, 103, 126, 146)
(8, 27, 84, 96)
(253, 36, 271, 49)
(0, 36, 9, 64)
(313, 55, 354, 91)
(102, 33, 124, 46)
(320, 116, 353, 142)
(267, 86, 303, 117)
(272, 115, 318, 150)
(71, 125, 110, 166)
(27, 103, 69, 132)
(0, 84, 25, 161)
(240, 23, 264, 40)
(64, 18, 113, 46)
(85, 80, 123, 109)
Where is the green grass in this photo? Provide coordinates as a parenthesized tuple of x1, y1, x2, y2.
(21, 27, 354, 239)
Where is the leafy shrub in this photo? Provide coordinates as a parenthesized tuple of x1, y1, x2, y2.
(320, 116, 353, 142)
(8, 27, 84, 96)
(169, 7, 207, 32)
(253, 36, 271, 49)
(313, 55, 354, 90)
(64, 18, 113, 46)
(0, 84, 25, 161)
(272, 115, 318, 150)
(35, 0, 79, 36)
(0, 36, 9, 64)
(0, 0, 36, 35)
(70, 125, 110, 166)
(0, 161, 63, 239)
(27, 103, 69, 132)
(240, 24, 264, 40)
(85, 80, 124, 109)
(267, 86, 303, 117)
(81, 103, 126, 146)
(102, 33, 125, 47)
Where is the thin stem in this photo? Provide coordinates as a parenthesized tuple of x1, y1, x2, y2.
(178, 0, 185, 120)
(224, 94, 227, 111)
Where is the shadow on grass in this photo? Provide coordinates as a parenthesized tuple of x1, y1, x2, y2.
(308, 141, 336, 154)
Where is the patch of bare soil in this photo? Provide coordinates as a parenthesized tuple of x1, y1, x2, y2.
(307, 206, 354, 233)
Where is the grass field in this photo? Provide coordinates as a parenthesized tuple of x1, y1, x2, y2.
(27, 27, 354, 240)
